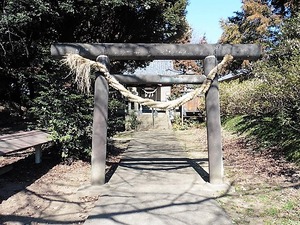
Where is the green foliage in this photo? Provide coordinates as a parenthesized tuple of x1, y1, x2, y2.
(0, 0, 189, 160)
(172, 115, 203, 130)
(125, 111, 141, 131)
(220, 79, 263, 116)
(220, 13, 300, 164)
(222, 115, 245, 132)
(252, 13, 300, 163)
(31, 77, 126, 159)
(223, 114, 300, 165)
(30, 68, 94, 160)
(107, 92, 126, 137)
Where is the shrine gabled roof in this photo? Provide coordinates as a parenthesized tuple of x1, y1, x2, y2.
(127, 60, 182, 76)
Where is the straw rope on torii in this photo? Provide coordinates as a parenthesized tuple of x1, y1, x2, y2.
(62, 54, 233, 110)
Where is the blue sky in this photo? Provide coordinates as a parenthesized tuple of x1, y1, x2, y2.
(186, 0, 242, 43)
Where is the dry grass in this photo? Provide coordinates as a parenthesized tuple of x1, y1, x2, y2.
(174, 127, 300, 225)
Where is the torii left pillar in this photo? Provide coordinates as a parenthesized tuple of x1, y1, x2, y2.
(91, 55, 109, 185)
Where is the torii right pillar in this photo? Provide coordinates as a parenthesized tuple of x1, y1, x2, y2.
(204, 55, 223, 184)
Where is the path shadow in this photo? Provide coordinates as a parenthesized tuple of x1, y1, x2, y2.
(0, 214, 85, 225)
(0, 146, 60, 203)
(87, 193, 232, 225)
(86, 155, 232, 225)
(105, 157, 209, 184)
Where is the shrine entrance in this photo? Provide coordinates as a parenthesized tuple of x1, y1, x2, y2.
(51, 43, 262, 185)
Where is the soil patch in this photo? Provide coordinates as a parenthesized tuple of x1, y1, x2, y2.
(220, 130, 300, 225)
(0, 137, 130, 225)
(1, 127, 299, 224)
(174, 127, 300, 225)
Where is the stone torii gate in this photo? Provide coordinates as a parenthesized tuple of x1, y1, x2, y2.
(51, 43, 262, 185)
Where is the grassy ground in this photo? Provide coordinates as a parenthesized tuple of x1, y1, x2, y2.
(220, 129, 299, 225)
(173, 124, 300, 225)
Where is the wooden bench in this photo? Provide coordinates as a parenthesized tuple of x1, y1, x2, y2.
(0, 130, 51, 164)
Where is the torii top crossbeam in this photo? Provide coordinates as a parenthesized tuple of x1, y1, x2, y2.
(51, 43, 262, 60)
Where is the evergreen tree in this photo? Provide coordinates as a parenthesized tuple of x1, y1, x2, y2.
(0, 0, 189, 159)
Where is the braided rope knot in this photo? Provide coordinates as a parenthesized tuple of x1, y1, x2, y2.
(63, 54, 233, 110)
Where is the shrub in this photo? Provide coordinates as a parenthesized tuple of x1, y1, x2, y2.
(31, 70, 126, 160)
(220, 14, 300, 164)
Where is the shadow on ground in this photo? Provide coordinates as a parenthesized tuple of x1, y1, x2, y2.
(0, 147, 60, 203)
